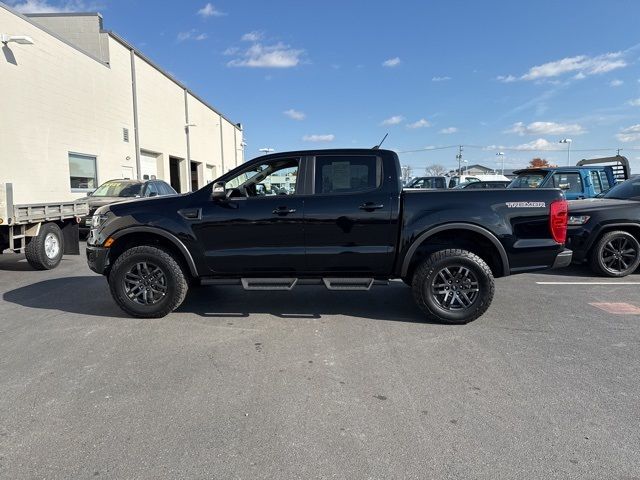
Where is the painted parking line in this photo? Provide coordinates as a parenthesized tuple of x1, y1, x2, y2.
(590, 303, 640, 315)
(536, 281, 640, 285)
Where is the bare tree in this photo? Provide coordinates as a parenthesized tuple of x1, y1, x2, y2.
(400, 165, 413, 183)
(424, 164, 448, 176)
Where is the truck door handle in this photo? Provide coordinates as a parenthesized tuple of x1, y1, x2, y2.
(272, 207, 296, 215)
(359, 202, 384, 211)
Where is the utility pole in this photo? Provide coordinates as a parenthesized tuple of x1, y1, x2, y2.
(616, 148, 622, 156)
(456, 145, 463, 175)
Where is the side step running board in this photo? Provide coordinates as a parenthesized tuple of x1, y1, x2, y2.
(322, 278, 374, 291)
(209, 277, 383, 291)
(241, 278, 297, 290)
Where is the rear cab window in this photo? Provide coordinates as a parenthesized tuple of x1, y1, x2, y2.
(314, 155, 382, 194)
(549, 171, 583, 194)
(509, 172, 547, 188)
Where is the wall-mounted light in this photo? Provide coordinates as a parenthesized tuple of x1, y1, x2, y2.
(1, 34, 34, 45)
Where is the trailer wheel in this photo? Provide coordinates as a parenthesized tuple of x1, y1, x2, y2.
(108, 246, 189, 318)
(411, 249, 495, 324)
(25, 222, 64, 270)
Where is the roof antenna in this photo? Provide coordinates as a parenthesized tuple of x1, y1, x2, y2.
(372, 133, 388, 150)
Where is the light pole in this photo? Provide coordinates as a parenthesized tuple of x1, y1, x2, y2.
(259, 148, 275, 155)
(559, 138, 572, 165)
(496, 152, 505, 175)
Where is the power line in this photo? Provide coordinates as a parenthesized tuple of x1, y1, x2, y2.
(398, 144, 639, 154)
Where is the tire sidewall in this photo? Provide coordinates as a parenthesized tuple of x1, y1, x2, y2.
(110, 250, 181, 316)
(42, 224, 64, 268)
(594, 231, 640, 277)
(420, 255, 492, 323)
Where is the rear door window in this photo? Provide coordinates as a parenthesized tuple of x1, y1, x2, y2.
(590, 171, 603, 194)
(599, 171, 611, 191)
(314, 155, 381, 194)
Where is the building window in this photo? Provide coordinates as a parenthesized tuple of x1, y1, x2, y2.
(69, 153, 98, 191)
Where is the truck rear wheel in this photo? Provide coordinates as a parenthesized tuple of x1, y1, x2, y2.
(589, 230, 640, 277)
(108, 246, 189, 318)
(25, 222, 64, 270)
(411, 249, 495, 324)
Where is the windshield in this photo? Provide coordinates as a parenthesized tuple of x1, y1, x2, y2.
(91, 181, 142, 197)
(509, 173, 547, 188)
(603, 176, 640, 200)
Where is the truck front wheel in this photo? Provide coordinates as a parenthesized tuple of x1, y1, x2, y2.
(108, 246, 189, 318)
(25, 222, 64, 270)
(411, 249, 495, 324)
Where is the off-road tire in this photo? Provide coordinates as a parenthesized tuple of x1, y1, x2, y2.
(589, 230, 640, 278)
(108, 246, 189, 318)
(411, 249, 495, 324)
(25, 222, 64, 270)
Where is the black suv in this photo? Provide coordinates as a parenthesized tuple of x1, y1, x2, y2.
(86, 149, 570, 324)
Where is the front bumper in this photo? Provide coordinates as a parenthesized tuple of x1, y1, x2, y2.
(551, 248, 573, 269)
(86, 244, 110, 275)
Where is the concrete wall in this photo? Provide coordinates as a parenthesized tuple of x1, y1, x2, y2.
(27, 13, 110, 64)
(0, 8, 135, 204)
(0, 6, 243, 204)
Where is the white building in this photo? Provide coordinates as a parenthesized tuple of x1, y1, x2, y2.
(0, 4, 244, 204)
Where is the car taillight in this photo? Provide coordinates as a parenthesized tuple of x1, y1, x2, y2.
(549, 199, 568, 244)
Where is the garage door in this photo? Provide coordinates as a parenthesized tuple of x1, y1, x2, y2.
(140, 152, 158, 180)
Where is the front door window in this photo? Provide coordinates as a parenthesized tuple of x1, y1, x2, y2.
(225, 159, 299, 197)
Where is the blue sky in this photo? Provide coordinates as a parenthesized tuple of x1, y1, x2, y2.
(8, 0, 640, 172)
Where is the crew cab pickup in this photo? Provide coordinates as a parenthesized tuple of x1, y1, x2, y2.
(86, 149, 571, 324)
(508, 155, 630, 200)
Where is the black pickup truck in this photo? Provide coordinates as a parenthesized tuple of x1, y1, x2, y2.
(86, 149, 571, 324)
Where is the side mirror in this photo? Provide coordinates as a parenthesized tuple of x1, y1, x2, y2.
(211, 181, 227, 199)
(149, 192, 158, 197)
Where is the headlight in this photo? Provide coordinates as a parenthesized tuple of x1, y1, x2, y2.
(567, 215, 590, 226)
(91, 214, 109, 229)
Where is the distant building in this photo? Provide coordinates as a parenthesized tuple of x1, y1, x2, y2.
(1, 5, 244, 204)
(448, 164, 499, 176)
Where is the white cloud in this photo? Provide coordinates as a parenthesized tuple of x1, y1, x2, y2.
(227, 42, 304, 68)
(8, 0, 94, 13)
(283, 109, 305, 121)
(439, 127, 458, 134)
(197, 3, 224, 17)
(381, 115, 404, 126)
(382, 57, 401, 68)
(302, 134, 334, 142)
(628, 98, 640, 106)
(499, 51, 627, 82)
(177, 30, 208, 42)
(241, 31, 263, 42)
(432, 76, 451, 82)
(506, 121, 585, 136)
(407, 119, 431, 129)
(486, 138, 557, 151)
(610, 79, 624, 87)
(616, 124, 640, 142)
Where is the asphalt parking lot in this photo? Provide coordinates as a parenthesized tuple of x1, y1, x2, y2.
(0, 247, 639, 479)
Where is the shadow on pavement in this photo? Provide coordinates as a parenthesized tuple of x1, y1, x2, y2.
(179, 282, 432, 324)
(0, 254, 35, 272)
(532, 263, 640, 278)
(3, 276, 433, 324)
(3, 276, 126, 318)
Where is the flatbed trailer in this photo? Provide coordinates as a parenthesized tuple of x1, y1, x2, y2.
(0, 183, 88, 270)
